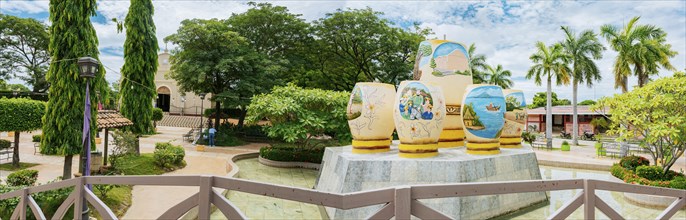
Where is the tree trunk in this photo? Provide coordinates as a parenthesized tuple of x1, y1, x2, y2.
(214, 101, 221, 129)
(63, 155, 73, 180)
(12, 132, 20, 168)
(412, 51, 423, 80)
(572, 80, 579, 146)
(546, 77, 553, 149)
(237, 109, 247, 129)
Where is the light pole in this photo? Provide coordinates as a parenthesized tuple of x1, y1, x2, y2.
(77, 56, 98, 219)
(199, 93, 206, 141)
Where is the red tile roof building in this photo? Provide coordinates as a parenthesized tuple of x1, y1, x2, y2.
(526, 105, 609, 135)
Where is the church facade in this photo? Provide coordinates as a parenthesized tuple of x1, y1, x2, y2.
(154, 51, 212, 115)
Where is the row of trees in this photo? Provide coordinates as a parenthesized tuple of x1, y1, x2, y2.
(165, 3, 434, 128)
(466, 44, 514, 89)
(526, 16, 677, 147)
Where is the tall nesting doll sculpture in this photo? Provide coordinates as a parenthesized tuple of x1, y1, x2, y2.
(346, 83, 396, 154)
(393, 81, 446, 158)
(415, 40, 472, 148)
(461, 85, 506, 155)
(501, 90, 527, 148)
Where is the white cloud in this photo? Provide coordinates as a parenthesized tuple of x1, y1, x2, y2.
(1, 0, 683, 102)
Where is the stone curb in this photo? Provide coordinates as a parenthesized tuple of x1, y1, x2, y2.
(258, 156, 321, 170)
(538, 160, 612, 171)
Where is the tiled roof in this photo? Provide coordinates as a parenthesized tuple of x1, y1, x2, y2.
(526, 105, 610, 115)
(97, 110, 133, 129)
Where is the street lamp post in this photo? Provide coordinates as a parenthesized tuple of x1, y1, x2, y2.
(77, 56, 98, 220)
(199, 93, 206, 142)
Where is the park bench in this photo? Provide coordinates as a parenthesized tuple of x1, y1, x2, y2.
(0, 146, 12, 162)
(183, 128, 197, 142)
(531, 136, 551, 150)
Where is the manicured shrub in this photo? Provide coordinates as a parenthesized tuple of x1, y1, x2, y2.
(152, 108, 164, 128)
(669, 179, 686, 190)
(32, 134, 41, 142)
(0, 139, 10, 149)
(259, 145, 325, 163)
(561, 141, 570, 151)
(636, 165, 664, 181)
(153, 143, 185, 170)
(610, 164, 627, 180)
(6, 169, 38, 186)
(619, 155, 649, 171)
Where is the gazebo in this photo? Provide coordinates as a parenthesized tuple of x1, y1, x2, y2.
(97, 110, 133, 166)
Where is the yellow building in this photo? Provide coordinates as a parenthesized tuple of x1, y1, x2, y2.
(154, 51, 212, 115)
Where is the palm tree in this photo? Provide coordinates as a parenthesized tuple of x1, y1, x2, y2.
(485, 64, 513, 89)
(526, 42, 571, 148)
(559, 26, 605, 146)
(600, 16, 677, 92)
(467, 43, 489, 83)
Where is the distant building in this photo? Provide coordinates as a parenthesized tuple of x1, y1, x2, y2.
(526, 105, 609, 134)
(154, 51, 212, 115)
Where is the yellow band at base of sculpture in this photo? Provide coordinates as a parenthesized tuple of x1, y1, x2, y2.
(499, 137, 522, 144)
(439, 129, 464, 139)
(466, 149, 501, 155)
(352, 148, 391, 154)
(465, 142, 501, 154)
(398, 143, 439, 151)
(500, 144, 522, 149)
(352, 139, 392, 147)
(437, 141, 464, 148)
(399, 151, 439, 158)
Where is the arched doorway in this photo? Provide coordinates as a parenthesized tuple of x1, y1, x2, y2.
(156, 86, 171, 112)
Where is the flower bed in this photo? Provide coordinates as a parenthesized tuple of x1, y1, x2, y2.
(610, 156, 686, 190)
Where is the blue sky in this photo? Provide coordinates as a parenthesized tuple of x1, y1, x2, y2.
(2, 0, 685, 104)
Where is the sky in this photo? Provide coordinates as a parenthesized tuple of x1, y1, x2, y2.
(1, 0, 685, 104)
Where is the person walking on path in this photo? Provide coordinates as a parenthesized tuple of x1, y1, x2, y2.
(208, 127, 217, 147)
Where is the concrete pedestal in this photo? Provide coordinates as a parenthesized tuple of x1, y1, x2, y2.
(315, 142, 547, 219)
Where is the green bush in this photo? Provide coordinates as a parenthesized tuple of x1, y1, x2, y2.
(610, 164, 627, 180)
(109, 130, 139, 168)
(152, 108, 164, 128)
(6, 169, 38, 186)
(31, 134, 41, 142)
(619, 155, 649, 171)
(153, 143, 185, 170)
(636, 165, 664, 181)
(0, 98, 46, 132)
(0, 139, 10, 149)
(669, 179, 686, 190)
(247, 84, 351, 148)
(521, 131, 537, 145)
(259, 145, 325, 163)
(561, 141, 570, 151)
(0, 178, 74, 219)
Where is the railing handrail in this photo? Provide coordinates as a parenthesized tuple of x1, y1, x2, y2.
(1, 175, 684, 220)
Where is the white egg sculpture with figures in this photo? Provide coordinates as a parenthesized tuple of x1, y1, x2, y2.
(346, 83, 396, 154)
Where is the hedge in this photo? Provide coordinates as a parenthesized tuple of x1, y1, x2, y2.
(611, 164, 685, 190)
(0, 98, 45, 132)
(6, 169, 38, 186)
(153, 142, 185, 170)
(0, 140, 10, 149)
(259, 145, 325, 164)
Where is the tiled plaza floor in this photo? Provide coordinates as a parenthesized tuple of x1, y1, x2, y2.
(211, 158, 322, 220)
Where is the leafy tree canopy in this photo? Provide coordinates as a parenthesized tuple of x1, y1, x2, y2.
(165, 18, 275, 127)
(246, 83, 351, 148)
(308, 8, 430, 90)
(594, 71, 686, 174)
(578, 99, 597, 105)
(0, 14, 50, 92)
(0, 81, 30, 92)
(530, 92, 571, 108)
(0, 98, 45, 132)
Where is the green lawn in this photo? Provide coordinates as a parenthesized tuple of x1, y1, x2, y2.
(113, 153, 166, 175)
(92, 185, 133, 219)
(0, 162, 39, 171)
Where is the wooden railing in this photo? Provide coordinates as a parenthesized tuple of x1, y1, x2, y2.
(0, 176, 684, 220)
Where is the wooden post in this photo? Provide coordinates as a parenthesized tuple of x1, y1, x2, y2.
(583, 179, 595, 219)
(198, 176, 212, 219)
(73, 178, 84, 220)
(394, 186, 411, 220)
(103, 128, 109, 166)
(19, 188, 27, 220)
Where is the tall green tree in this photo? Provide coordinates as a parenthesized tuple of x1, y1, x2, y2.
(526, 42, 570, 148)
(0, 14, 50, 92)
(466, 43, 489, 84)
(119, 0, 159, 135)
(600, 16, 677, 92)
(310, 8, 429, 90)
(224, 2, 310, 124)
(485, 64, 513, 89)
(42, 0, 108, 180)
(559, 26, 604, 145)
(165, 19, 272, 129)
